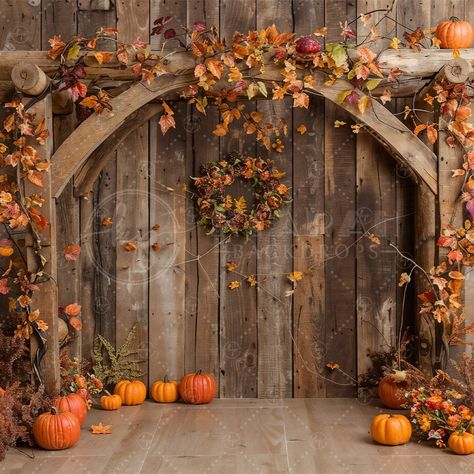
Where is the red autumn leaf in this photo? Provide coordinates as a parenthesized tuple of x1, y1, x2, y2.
(437, 236, 457, 249)
(0, 278, 10, 295)
(417, 291, 436, 303)
(69, 317, 82, 331)
(64, 244, 81, 261)
(448, 249, 463, 264)
(64, 303, 81, 317)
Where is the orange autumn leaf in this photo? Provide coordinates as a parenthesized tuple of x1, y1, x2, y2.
(152, 224, 161, 231)
(228, 281, 240, 290)
(205, 57, 224, 79)
(64, 244, 81, 261)
(48, 35, 66, 60)
(27, 171, 43, 188)
(69, 317, 82, 331)
(102, 217, 113, 226)
(151, 242, 161, 251)
(288, 271, 304, 283)
(326, 362, 340, 370)
(414, 124, 427, 136)
(226, 262, 237, 272)
(293, 92, 309, 109)
(296, 124, 307, 135)
(93, 52, 115, 64)
(213, 123, 228, 136)
(426, 124, 438, 144)
(123, 242, 137, 252)
(247, 275, 257, 287)
(90, 423, 112, 435)
(64, 303, 81, 317)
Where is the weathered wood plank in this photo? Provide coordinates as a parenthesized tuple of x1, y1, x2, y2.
(41, 0, 77, 50)
(356, 0, 398, 379)
(291, 0, 326, 398)
(324, 0, 357, 397)
(25, 95, 60, 394)
(219, 0, 258, 398)
(184, 0, 220, 384)
(114, 0, 150, 385)
(0, 1, 41, 51)
(78, 0, 111, 10)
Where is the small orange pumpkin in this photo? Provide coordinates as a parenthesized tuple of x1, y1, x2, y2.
(33, 407, 81, 450)
(100, 390, 122, 410)
(436, 17, 473, 49)
(371, 414, 412, 446)
(449, 431, 474, 455)
(378, 372, 408, 409)
(150, 375, 179, 403)
(179, 370, 216, 404)
(54, 392, 88, 426)
(114, 380, 147, 406)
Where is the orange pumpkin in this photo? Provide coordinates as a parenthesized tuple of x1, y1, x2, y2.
(436, 17, 473, 49)
(114, 380, 147, 405)
(378, 374, 408, 409)
(179, 370, 216, 404)
(100, 391, 122, 410)
(33, 407, 81, 450)
(371, 414, 412, 446)
(54, 392, 88, 426)
(150, 375, 179, 403)
(449, 431, 474, 455)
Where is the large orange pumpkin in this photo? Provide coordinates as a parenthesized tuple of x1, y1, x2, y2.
(150, 375, 179, 403)
(378, 374, 408, 409)
(54, 392, 88, 426)
(179, 370, 216, 404)
(114, 380, 147, 405)
(33, 407, 81, 450)
(371, 414, 412, 446)
(436, 17, 473, 49)
(449, 431, 474, 455)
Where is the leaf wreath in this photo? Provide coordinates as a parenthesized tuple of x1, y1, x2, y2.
(191, 152, 291, 238)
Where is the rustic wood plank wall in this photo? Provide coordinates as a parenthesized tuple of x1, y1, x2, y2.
(3, 0, 467, 397)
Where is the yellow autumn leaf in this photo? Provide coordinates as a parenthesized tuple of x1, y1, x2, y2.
(351, 124, 362, 134)
(288, 271, 303, 283)
(453, 48, 460, 59)
(228, 281, 240, 290)
(102, 217, 113, 226)
(398, 272, 411, 287)
(390, 37, 401, 49)
(234, 196, 247, 213)
(247, 275, 257, 287)
(449, 271, 464, 280)
(357, 95, 370, 114)
(334, 120, 346, 128)
(432, 36, 441, 48)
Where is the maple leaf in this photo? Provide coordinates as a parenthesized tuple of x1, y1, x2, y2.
(226, 262, 237, 272)
(326, 362, 340, 370)
(228, 281, 240, 290)
(339, 21, 356, 41)
(65, 303, 81, 317)
(93, 52, 115, 64)
(334, 120, 346, 128)
(288, 271, 303, 283)
(48, 35, 66, 60)
(64, 244, 81, 261)
(351, 124, 362, 134)
(123, 242, 137, 252)
(357, 95, 370, 114)
(367, 232, 380, 245)
(388, 67, 401, 82)
(151, 242, 161, 251)
(314, 26, 327, 37)
(36, 320, 48, 331)
(403, 27, 425, 50)
(293, 92, 309, 108)
(102, 217, 113, 226)
(296, 124, 307, 135)
(213, 123, 228, 136)
(91, 423, 112, 435)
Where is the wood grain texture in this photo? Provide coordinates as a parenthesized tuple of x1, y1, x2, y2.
(356, 0, 398, 379)
(324, 0, 357, 397)
(218, 0, 258, 398)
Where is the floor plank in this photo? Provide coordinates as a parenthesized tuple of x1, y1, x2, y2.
(3, 399, 474, 474)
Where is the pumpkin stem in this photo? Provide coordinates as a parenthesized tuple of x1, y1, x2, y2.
(449, 16, 461, 22)
(196, 369, 202, 375)
(164, 375, 169, 383)
(50, 406, 59, 415)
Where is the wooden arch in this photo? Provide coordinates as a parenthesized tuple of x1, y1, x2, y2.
(48, 52, 438, 198)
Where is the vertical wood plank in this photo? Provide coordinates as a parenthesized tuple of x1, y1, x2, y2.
(25, 95, 60, 394)
(115, 0, 150, 385)
(292, 0, 326, 398)
(184, 0, 220, 384)
(0, 1, 41, 51)
(219, 0, 258, 398)
(77, 4, 116, 360)
(42, 0, 78, 49)
(324, 0, 357, 397)
(356, 0, 398, 378)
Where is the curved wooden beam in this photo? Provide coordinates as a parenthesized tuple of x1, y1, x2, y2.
(74, 102, 162, 196)
(51, 65, 438, 198)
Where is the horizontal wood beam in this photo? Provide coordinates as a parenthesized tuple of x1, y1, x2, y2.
(2, 48, 474, 81)
(50, 62, 437, 198)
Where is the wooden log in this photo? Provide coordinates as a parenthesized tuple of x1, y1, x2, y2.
(11, 63, 49, 96)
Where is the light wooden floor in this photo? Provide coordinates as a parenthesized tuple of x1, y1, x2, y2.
(2, 398, 474, 474)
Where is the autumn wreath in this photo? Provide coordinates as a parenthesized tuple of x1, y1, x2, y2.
(191, 152, 291, 238)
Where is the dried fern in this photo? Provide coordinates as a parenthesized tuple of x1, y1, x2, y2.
(92, 323, 143, 386)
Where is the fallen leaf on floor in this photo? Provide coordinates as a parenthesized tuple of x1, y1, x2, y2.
(91, 423, 112, 435)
